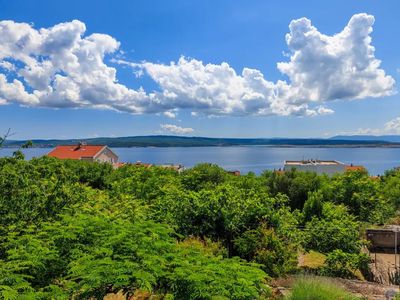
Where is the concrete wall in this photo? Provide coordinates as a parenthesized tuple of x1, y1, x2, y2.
(367, 229, 400, 251)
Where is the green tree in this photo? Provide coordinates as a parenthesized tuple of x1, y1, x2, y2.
(234, 226, 298, 277)
(153, 181, 290, 257)
(303, 191, 324, 222)
(262, 169, 324, 210)
(321, 250, 370, 279)
(304, 202, 363, 254)
(319, 170, 393, 223)
(181, 163, 228, 191)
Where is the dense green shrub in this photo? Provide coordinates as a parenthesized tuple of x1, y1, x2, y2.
(321, 250, 370, 279)
(302, 190, 324, 222)
(234, 226, 298, 277)
(181, 163, 228, 191)
(319, 170, 395, 223)
(262, 169, 324, 210)
(1, 156, 399, 298)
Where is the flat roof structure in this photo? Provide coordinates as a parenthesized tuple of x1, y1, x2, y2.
(284, 159, 344, 166)
(283, 159, 346, 175)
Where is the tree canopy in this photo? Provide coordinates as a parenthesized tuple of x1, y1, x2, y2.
(0, 156, 398, 298)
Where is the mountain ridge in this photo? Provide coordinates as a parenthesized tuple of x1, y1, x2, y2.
(330, 135, 400, 143)
(4, 135, 400, 148)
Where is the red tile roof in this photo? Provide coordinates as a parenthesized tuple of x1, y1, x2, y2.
(345, 165, 366, 172)
(47, 145, 105, 160)
(113, 162, 126, 168)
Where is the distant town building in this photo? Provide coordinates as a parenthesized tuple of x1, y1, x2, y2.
(135, 161, 153, 168)
(227, 170, 241, 176)
(345, 164, 366, 172)
(159, 163, 185, 173)
(284, 159, 346, 175)
(113, 162, 126, 168)
(47, 143, 118, 164)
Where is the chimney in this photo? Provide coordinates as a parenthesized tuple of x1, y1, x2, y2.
(76, 141, 87, 150)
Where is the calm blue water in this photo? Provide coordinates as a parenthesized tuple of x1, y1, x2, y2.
(1, 147, 400, 176)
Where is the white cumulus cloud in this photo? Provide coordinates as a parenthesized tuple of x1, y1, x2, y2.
(160, 124, 194, 134)
(0, 20, 152, 113)
(0, 14, 395, 118)
(133, 13, 394, 117)
(384, 117, 400, 134)
(335, 116, 400, 136)
(163, 111, 177, 118)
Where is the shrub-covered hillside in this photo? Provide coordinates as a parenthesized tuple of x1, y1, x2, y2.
(1, 155, 400, 299)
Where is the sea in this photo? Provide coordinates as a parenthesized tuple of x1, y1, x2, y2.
(1, 146, 400, 176)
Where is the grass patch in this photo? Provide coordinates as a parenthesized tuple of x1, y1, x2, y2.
(299, 251, 326, 269)
(286, 276, 359, 300)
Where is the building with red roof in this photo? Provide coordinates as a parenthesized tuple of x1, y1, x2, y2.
(47, 142, 118, 164)
(345, 165, 366, 172)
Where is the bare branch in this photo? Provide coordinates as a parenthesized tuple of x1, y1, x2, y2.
(0, 128, 16, 148)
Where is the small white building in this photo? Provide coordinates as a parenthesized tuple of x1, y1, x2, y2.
(283, 159, 346, 175)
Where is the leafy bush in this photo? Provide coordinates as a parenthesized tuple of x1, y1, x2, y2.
(234, 226, 297, 277)
(304, 203, 363, 254)
(181, 163, 228, 191)
(319, 170, 394, 223)
(2, 157, 400, 298)
(262, 169, 324, 210)
(302, 191, 323, 222)
(321, 250, 370, 279)
(0, 180, 269, 299)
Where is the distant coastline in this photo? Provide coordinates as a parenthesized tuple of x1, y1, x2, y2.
(4, 135, 400, 148)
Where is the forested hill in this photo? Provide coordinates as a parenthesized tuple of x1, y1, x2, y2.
(5, 135, 400, 147)
(331, 135, 400, 143)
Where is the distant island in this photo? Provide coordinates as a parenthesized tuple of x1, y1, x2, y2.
(4, 135, 400, 148)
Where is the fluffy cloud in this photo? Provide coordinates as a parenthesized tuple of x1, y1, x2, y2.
(277, 14, 394, 103)
(384, 117, 400, 133)
(0, 20, 151, 113)
(0, 14, 395, 117)
(160, 124, 194, 134)
(135, 13, 394, 117)
(337, 116, 400, 136)
(163, 111, 177, 118)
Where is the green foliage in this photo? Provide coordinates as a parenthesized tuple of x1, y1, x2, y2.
(62, 159, 114, 189)
(0, 157, 87, 227)
(152, 180, 298, 257)
(263, 169, 324, 210)
(1, 209, 268, 299)
(181, 163, 228, 191)
(382, 169, 400, 208)
(319, 170, 394, 223)
(321, 250, 370, 279)
(302, 191, 323, 222)
(1, 156, 400, 298)
(0, 159, 271, 298)
(234, 226, 298, 277)
(304, 203, 363, 254)
(108, 164, 179, 203)
(168, 242, 270, 299)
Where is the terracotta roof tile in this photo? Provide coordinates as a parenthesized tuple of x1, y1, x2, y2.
(345, 165, 366, 171)
(47, 145, 105, 160)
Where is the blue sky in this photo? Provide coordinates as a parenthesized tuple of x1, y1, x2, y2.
(0, 0, 399, 139)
